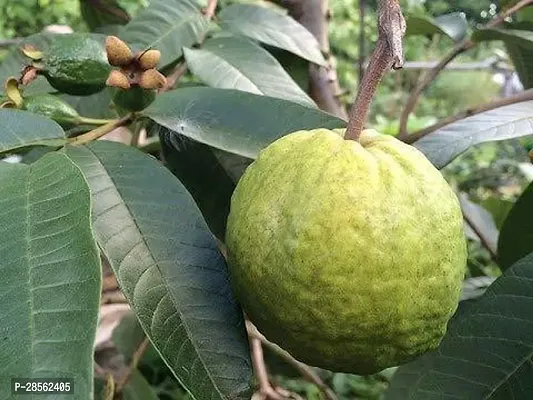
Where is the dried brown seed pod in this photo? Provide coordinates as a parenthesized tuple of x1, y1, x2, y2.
(105, 36, 133, 67)
(139, 69, 167, 90)
(106, 70, 131, 89)
(138, 49, 161, 70)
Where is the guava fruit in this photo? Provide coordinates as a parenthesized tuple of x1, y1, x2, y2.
(226, 128, 467, 374)
(42, 33, 111, 95)
(111, 86, 156, 112)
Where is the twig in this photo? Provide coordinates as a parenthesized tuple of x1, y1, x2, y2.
(247, 321, 338, 400)
(115, 337, 150, 392)
(398, 0, 533, 138)
(161, 62, 188, 92)
(68, 114, 133, 146)
(345, 0, 406, 140)
(463, 212, 498, 261)
(403, 88, 533, 144)
(251, 337, 284, 400)
(203, 0, 218, 19)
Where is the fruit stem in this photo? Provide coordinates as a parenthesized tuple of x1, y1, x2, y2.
(77, 116, 116, 126)
(68, 113, 133, 146)
(344, 0, 406, 141)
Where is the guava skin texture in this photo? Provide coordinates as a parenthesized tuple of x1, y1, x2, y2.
(226, 128, 467, 374)
(43, 34, 111, 96)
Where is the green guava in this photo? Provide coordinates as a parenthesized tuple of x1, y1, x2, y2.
(42, 33, 111, 95)
(111, 86, 156, 112)
(226, 128, 467, 374)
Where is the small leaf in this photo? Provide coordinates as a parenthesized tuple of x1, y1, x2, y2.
(65, 141, 252, 400)
(121, 0, 209, 68)
(161, 133, 235, 240)
(80, 0, 130, 31)
(386, 251, 533, 400)
(219, 3, 325, 65)
(0, 109, 66, 153)
(121, 370, 159, 400)
(472, 27, 533, 48)
(413, 101, 533, 168)
(498, 181, 533, 269)
(0, 152, 101, 399)
(406, 12, 468, 42)
(143, 87, 346, 159)
(184, 35, 315, 107)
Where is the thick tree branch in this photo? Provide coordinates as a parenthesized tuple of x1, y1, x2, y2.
(345, 0, 406, 140)
(398, 0, 533, 138)
(275, 0, 347, 119)
(403, 88, 533, 144)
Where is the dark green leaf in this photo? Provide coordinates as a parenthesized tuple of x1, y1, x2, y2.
(218, 4, 325, 65)
(143, 87, 346, 159)
(184, 35, 315, 107)
(413, 101, 533, 168)
(0, 152, 101, 400)
(121, 0, 209, 68)
(472, 27, 533, 48)
(65, 141, 252, 400)
(386, 252, 533, 400)
(161, 133, 235, 240)
(122, 370, 159, 400)
(406, 12, 468, 42)
(498, 182, 533, 269)
(80, 0, 130, 31)
(0, 109, 66, 153)
(61, 88, 117, 120)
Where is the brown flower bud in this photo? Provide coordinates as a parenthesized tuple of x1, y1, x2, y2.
(139, 69, 167, 90)
(106, 70, 131, 89)
(138, 49, 161, 70)
(105, 36, 133, 67)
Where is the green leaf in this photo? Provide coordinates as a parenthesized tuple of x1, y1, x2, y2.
(498, 182, 533, 269)
(65, 141, 252, 400)
(385, 251, 533, 400)
(122, 370, 159, 400)
(413, 101, 533, 168)
(406, 12, 468, 42)
(218, 4, 325, 65)
(0, 152, 101, 399)
(459, 193, 499, 254)
(143, 87, 346, 159)
(184, 35, 315, 107)
(0, 109, 66, 154)
(0, 34, 54, 94)
(61, 88, 117, 120)
(80, 0, 130, 31)
(472, 27, 533, 88)
(121, 0, 209, 68)
(161, 133, 235, 240)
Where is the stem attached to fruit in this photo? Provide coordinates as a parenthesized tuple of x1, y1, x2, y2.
(68, 113, 133, 146)
(344, 0, 406, 141)
(77, 116, 116, 126)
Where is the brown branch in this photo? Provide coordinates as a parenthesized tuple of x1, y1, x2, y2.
(403, 88, 533, 144)
(247, 321, 338, 400)
(115, 337, 150, 393)
(68, 114, 133, 146)
(398, 0, 533, 138)
(345, 0, 406, 140)
(463, 212, 498, 261)
(274, 0, 347, 119)
(161, 62, 188, 92)
(251, 337, 285, 400)
(203, 0, 218, 19)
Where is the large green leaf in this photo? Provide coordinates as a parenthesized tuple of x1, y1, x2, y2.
(406, 12, 468, 42)
(80, 0, 130, 31)
(121, 0, 209, 68)
(498, 182, 533, 269)
(161, 133, 235, 240)
(413, 101, 533, 168)
(0, 109, 66, 154)
(218, 4, 325, 65)
(0, 152, 101, 399)
(143, 87, 346, 159)
(184, 35, 315, 107)
(65, 141, 252, 400)
(472, 27, 533, 88)
(386, 251, 533, 400)
(61, 88, 117, 119)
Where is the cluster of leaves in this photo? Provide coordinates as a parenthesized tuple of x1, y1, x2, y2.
(2, 0, 533, 399)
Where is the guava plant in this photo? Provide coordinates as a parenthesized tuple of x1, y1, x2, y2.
(1, 0, 533, 399)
